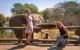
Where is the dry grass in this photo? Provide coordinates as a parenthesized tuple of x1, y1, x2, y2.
(34, 29, 75, 39)
(0, 29, 75, 39)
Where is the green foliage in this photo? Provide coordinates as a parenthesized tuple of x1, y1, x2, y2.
(29, 4, 38, 13)
(0, 14, 6, 26)
(11, 3, 38, 14)
(40, 1, 80, 25)
(41, 8, 53, 22)
(54, 1, 80, 25)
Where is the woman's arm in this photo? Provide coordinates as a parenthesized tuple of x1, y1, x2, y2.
(63, 27, 68, 36)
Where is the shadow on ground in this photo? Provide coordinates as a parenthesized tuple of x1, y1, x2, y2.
(0, 42, 80, 50)
(7, 44, 26, 50)
(31, 42, 80, 47)
(32, 43, 54, 47)
(32, 43, 64, 50)
(47, 46, 63, 50)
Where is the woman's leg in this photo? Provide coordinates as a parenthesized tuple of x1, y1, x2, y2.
(24, 33, 28, 43)
(27, 33, 32, 44)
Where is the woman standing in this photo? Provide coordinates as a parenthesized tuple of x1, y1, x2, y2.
(25, 9, 33, 45)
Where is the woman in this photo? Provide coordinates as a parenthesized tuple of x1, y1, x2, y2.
(56, 21, 68, 47)
(25, 9, 33, 45)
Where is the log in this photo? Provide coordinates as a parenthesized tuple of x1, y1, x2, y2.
(0, 26, 80, 29)
(0, 26, 80, 31)
(35, 23, 56, 28)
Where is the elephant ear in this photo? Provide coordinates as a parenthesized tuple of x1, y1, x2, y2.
(31, 14, 45, 25)
(9, 14, 27, 39)
(9, 14, 27, 27)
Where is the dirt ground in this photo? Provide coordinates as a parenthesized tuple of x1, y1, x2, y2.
(0, 43, 80, 50)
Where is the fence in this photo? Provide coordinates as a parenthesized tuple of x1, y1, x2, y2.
(0, 26, 80, 44)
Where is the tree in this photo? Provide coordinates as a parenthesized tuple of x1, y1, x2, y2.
(0, 14, 6, 26)
(53, 1, 80, 26)
(28, 4, 38, 13)
(11, 3, 38, 14)
(41, 8, 53, 22)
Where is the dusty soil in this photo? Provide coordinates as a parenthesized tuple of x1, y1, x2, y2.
(0, 43, 80, 50)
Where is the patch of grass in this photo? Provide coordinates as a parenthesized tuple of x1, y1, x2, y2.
(0, 30, 16, 38)
(0, 29, 75, 39)
(34, 29, 75, 39)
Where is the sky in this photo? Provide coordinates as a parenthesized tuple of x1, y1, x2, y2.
(0, 0, 80, 17)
